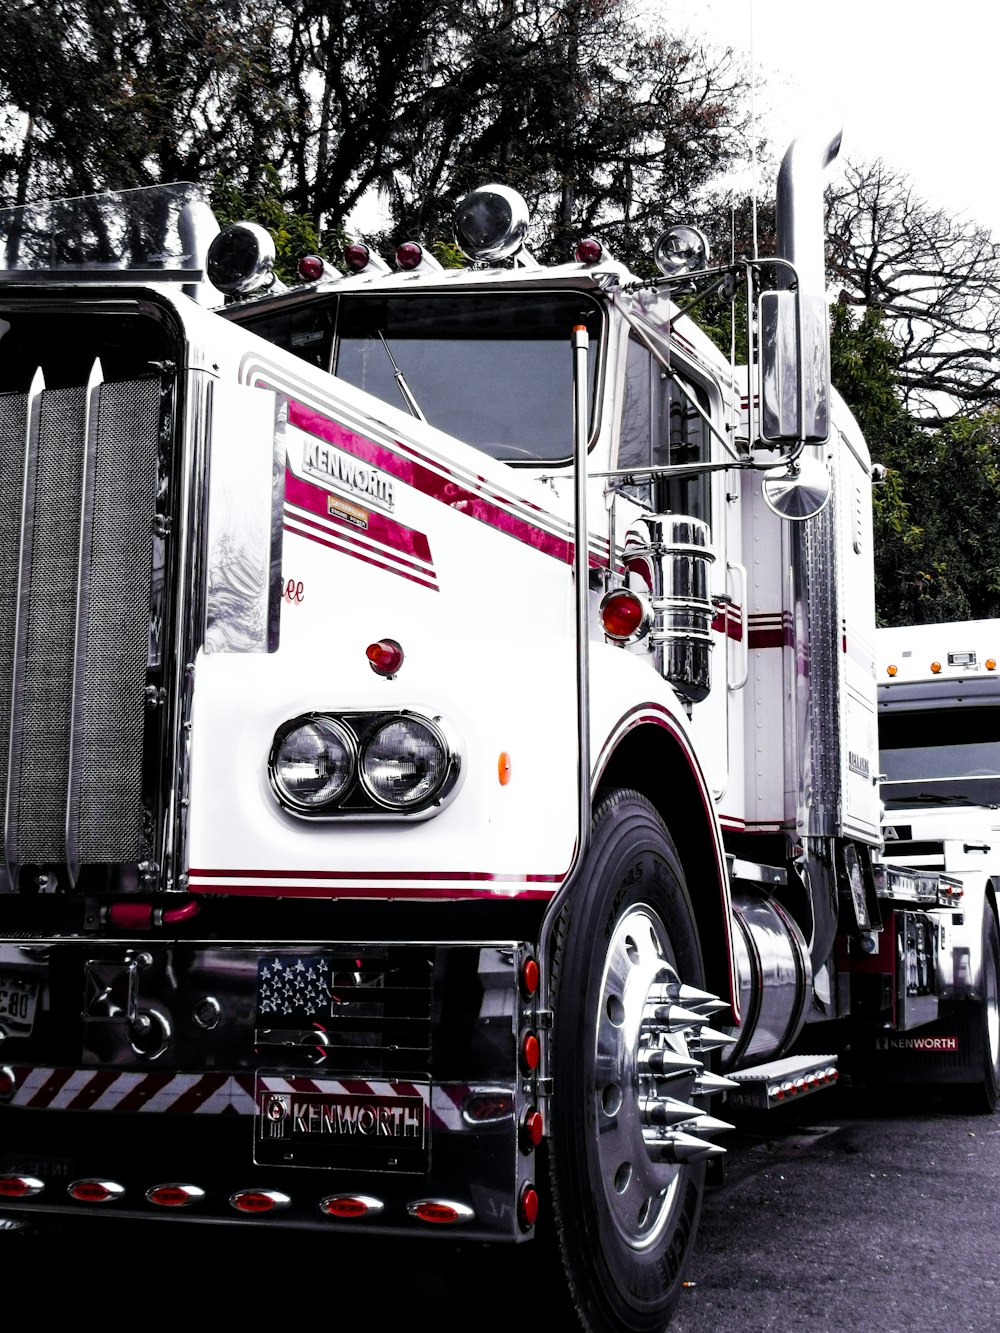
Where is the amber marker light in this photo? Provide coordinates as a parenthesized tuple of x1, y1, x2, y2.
(498, 751, 512, 785)
(931, 661, 942, 673)
(988, 658, 997, 671)
(886, 664, 898, 677)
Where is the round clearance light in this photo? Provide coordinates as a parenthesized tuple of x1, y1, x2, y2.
(297, 254, 325, 282)
(207, 221, 277, 295)
(653, 224, 710, 278)
(886, 664, 898, 677)
(396, 241, 425, 271)
(575, 237, 604, 265)
(271, 716, 356, 811)
(930, 660, 942, 674)
(453, 183, 529, 262)
(359, 715, 453, 809)
(600, 588, 647, 641)
(518, 1184, 539, 1231)
(344, 242, 371, 272)
(366, 638, 404, 678)
(987, 658, 997, 671)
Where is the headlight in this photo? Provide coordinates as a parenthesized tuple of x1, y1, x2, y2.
(271, 717, 356, 809)
(360, 716, 451, 809)
(268, 711, 461, 819)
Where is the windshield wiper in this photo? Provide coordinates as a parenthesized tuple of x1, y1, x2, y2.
(377, 332, 426, 422)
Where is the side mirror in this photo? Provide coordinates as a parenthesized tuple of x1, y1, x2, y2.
(758, 290, 830, 443)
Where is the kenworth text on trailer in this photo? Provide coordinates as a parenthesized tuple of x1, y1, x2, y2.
(873, 620, 1000, 1108)
(0, 124, 993, 1333)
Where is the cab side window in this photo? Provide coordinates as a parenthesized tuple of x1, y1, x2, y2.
(619, 335, 709, 519)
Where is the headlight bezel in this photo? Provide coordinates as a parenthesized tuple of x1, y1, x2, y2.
(268, 710, 462, 820)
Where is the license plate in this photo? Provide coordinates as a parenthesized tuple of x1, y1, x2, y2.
(254, 1075, 429, 1173)
(0, 976, 38, 1037)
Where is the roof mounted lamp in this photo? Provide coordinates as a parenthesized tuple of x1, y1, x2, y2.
(653, 225, 710, 279)
(207, 221, 283, 296)
(454, 184, 532, 265)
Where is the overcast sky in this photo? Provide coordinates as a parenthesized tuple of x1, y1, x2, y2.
(674, 0, 1000, 235)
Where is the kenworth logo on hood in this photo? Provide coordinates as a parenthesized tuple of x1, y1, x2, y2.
(304, 438, 395, 512)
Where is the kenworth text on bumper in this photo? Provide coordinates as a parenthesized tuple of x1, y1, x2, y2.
(0, 127, 996, 1333)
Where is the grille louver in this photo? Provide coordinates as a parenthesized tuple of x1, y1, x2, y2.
(0, 371, 161, 883)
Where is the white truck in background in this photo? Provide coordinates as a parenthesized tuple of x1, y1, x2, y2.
(875, 620, 1000, 1109)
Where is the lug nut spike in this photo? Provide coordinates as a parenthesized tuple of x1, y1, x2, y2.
(694, 1070, 741, 1095)
(687, 998, 731, 1019)
(675, 984, 721, 1007)
(691, 1028, 737, 1052)
(648, 1130, 728, 1164)
(639, 1096, 701, 1128)
(644, 1004, 710, 1032)
(636, 1048, 702, 1077)
(684, 1113, 735, 1137)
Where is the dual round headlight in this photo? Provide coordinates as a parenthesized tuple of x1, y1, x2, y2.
(270, 711, 459, 817)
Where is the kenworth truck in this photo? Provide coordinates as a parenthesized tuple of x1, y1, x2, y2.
(0, 124, 994, 1332)
(873, 620, 1000, 1109)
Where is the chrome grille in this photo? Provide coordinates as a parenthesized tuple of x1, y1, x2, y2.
(0, 372, 161, 880)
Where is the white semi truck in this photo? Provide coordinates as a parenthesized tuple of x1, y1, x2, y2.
(875, 619, 1000, 1110)
(0, 124, 994, 1331)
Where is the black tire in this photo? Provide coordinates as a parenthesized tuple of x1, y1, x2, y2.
(544, 788, 719, 1333)
(956, 904, 1000, 1115)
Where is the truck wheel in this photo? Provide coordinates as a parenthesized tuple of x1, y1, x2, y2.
(544, 789, 727, 1333)
(970, 904, 1000, 1114)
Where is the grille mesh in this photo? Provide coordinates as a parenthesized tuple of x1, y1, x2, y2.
(0, 393, 26, 856)
(0, 376, 160, 873)
(77, 379, 160, 860)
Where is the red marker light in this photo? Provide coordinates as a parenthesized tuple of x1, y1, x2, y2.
(396, 241, 424, 270)
(344, 243, 371, 272)
(575, 237, 603, 264)
(518, 1184, 539, 1230)
(521, 956, 539, 997)
(366, 638, 404, 677)
(521, 1032, 540, 1072)
(521, 1108, 544, 1150)
(298, 254, 325, 282)
(412, 1201, 461, 1224)
(601, 589, 645, 640)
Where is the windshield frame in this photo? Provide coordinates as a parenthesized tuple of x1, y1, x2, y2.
(233, 283, 609, 467)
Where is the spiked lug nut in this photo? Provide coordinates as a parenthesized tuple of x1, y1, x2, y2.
(694, 1070, 741, 1095)
(636, 1048, 702, 1079)
(683, 1113, 735, 1137)
(640, 1096, 702, 1128)
(645, 981, 680, 1007)
(690, 1028, 738, 1053)
(644, 1004, 710, 1033)
(675, 984, 724, 1008)
(646, 1130, 728, 1164)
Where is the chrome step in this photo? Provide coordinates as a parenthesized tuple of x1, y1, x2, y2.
(726, 1054, 839, 1111)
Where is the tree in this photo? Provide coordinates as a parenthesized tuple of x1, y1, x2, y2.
(827, 159, 1000, 425)
(0, 0, 296, 203)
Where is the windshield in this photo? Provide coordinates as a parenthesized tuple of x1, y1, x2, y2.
(878, 705, 1000, 807)
(240, 290, 603, 463)
(0, 182, 213, 277)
